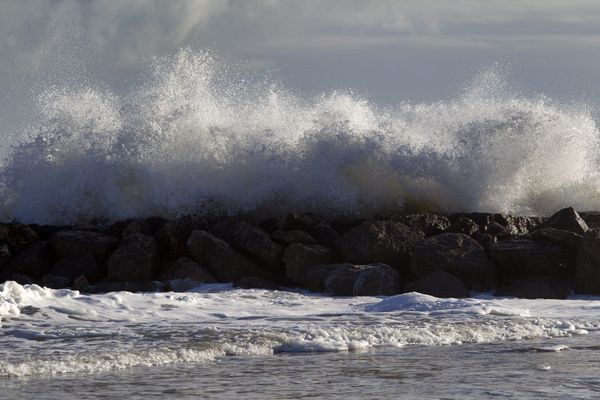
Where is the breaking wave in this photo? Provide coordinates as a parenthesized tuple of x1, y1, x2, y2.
(1, 49, 599, 224)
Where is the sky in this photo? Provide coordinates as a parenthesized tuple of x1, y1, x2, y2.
(3, 0, 600, 134)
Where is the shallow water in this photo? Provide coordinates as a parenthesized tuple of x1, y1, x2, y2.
(0, 282, 599, 398)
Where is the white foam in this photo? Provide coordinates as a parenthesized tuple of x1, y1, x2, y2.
(1, 50, 599, 224)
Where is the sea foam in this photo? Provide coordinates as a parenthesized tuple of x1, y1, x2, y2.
(1, 49, 599, 224)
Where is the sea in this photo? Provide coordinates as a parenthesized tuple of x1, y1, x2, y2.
(0, 281, 599, 399)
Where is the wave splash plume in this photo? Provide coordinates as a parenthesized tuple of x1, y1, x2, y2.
(1, 49, 599, 224)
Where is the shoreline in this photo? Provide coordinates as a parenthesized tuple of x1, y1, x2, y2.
(0, 206, 598, 299)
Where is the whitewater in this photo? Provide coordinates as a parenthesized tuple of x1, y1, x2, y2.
(1, 49, 600, 225)
(0, 281, 599, 398)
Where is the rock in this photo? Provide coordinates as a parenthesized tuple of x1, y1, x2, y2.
(410, 233, 495, 290)
(187, 230, 271, 282)
(50, 230, 118, 263)
(401, 213, 450, 236)
(486, 222, 510, 236)
(323, 264, 362, 296)
(0, 272, 34, 285)
(531, 227, 582, 251)
(404, 270, 469, 298)
(6, 224, 38, 250)
(5, 241, 54, 279)
(0, 241, 10, 267)
(271, 230, 317, 245)
(41, 274, 71, 289)
(72, 275, 90, 291)
(233, 276, 279, 290)
(49, 254, 98, 282)
(305, 264, 344, 292)
(490, 239, 574, 283)
(472, 232, 497, 253)
(209, 216, 252, 242)
(154, 222, 188, 260)
(233, 223, 283, 269)
(260, 213, 319, 233)
(352, 264, 401, 296)
(160, 257, 215, 283)
(310, 223, 340, 248)
(89, 280, 160, 293)
(580, 211, 600, 229)
(494, 276, 570, 299)
(107, 234, 161, 282)
(448, 217, 479, 236)
(282, 243, 336, 285)
(335, 221, 424, 269)
(538, 207, 588, 235)
(576, 229, 600, 294)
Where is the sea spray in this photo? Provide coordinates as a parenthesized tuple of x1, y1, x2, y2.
(1, 49, 599, 224)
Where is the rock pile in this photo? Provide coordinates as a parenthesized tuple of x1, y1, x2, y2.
(1, 207, 599, 298)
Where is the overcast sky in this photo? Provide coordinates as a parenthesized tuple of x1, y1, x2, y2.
(3, 0, 600, 133)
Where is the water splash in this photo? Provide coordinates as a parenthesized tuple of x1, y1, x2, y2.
(1, 49, 599, 224)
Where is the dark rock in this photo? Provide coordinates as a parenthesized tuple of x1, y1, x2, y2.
(41, 274, 71, 289)
(89, 280, 160, 293)
(6, 224, 38, 250)
(209, 216, 253, 242)
(448, 217, 479, 236)
(5, 241, 54, 279)
(401, 214, 450, 236)
(580, 211, 600, 229)
(0, 241, 10, 267)
(234, 223, 283, 269)
(160, 257, 215, 283)
(472, 232, 497, 253)
(494, 276, 570, 299)
(538, 207, 588, 235)
(50, 230, 118, 263)
(234, 276, 279, 290)
(576, 229, 600, 294)
(187, 230, 271, 282)
(282, 243, 336, 285)
(452, 213, 494, 232)
(335, 220, 424, 269)
(0, 272, 34, 285)
(353, 264, 401, 296)
(50, 254, 98, 282)
(410, 233, 495, 290)
(72, 275, 90, 291)
(323, 264, 362, 296)
(490, 239, 574, 283)
(305, 264, 344, 292)
(271, 230, 317, 245)
(310, 223, 340, 248)
(154, 222, 189, 260)
(404, 270, 469, 298)
(486, 222, 510, 236)
(531, 227, 582, 251)
(107, 234, 161, 282)
(260, 213, 319, 233)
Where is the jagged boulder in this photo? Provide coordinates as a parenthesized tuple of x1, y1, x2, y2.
(410, 233, 495, 290)
(305, 264, 345, 292)
(187, 230, 270, 282)
(5, 241, 54, 279)
(260, 213, 319, 233)
(448, 216, 479, 236)
(271, 230, 317, 245)
(154, 222, 189, 260)
(5, 224, 38, 251)
(233, 223, 283, 269)
(0, 242, 10, 267)
(320, 263, 401, 296)
(282, 243, 336, 285)
(400, 214, 450, 236)
(49, 254, 98, 282)
(335, 221, 424, 269)
(159, 257, 215, 283)
(494, 276, 570, 299)
(50, 230, 118, 263)
(531, 227, 582, 251)
(234, 276, 279, 290)
(404, 270, 469, 298)
(310, 223, 340, 248)
(107, 234, 161, 282)
(576, 229, 600, 294)
(490, 239, 574, 283)
(538, 207, 588, 235)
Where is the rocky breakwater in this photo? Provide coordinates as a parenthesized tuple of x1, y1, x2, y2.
(1, 207, 600, 299)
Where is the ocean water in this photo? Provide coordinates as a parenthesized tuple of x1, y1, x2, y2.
(0, 281, 599, 399)
(1, 50, 600, 224)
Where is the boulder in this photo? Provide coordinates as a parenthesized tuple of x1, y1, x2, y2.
(305, 264, 344, 292)
(323, 263, 401, 296)
(271, 230, 317, 245)
(159, 257, 215, 283)
(233, 276, 279, 290)
(335, 221, 424, 269)
(404, 270, 469, 298)
(538, 207, 588, 235)
(401, 213, 450, 236)
(260, 213, 319, 233)
(282, 243, 336, 285)
(89, 280, 160, 293)
(323, 264, 362, 296)
(310, 223, 340, 248)
(5, 224, 38, 251)
(50, 230, 118, 263)
(154, 222, 188, 260)
(490, 239, 574, 283)
(576, 229, 600, 294)
(233, 223, 283, 269)
(410, 233, 495, 290)
(5, 241, 54, 279)
(494, 276, 570, 299)
(448, 216, 479, 236)
(107, 234, 161, 282)
(41, 274, 71, 289)
(187, 230, 270, 282)
(49, 254, 98, 282)
(580, 211, 600, 229)
(531, 227, 582, 251)
(0, 241, 10, 267)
